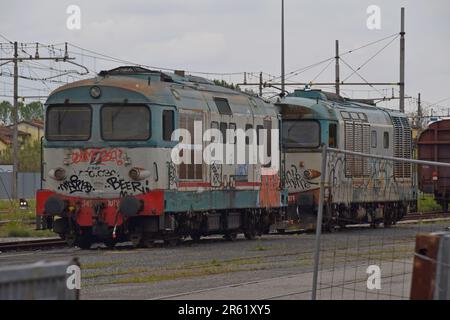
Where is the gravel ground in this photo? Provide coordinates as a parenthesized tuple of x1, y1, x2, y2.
(0, 220, 448, 300)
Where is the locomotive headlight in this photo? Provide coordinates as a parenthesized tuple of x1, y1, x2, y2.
(129, 167, 151, 181)
(49, 168, 67, 181)
(90, 86, 101, 99)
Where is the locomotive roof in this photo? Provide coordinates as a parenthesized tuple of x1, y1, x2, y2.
(46, 66, 277, 117)
(278, 89, 407, 123)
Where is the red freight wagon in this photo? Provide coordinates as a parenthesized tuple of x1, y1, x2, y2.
(417, 119, 450, 212)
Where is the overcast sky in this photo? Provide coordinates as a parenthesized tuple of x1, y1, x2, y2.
(1, 0, 449, 113)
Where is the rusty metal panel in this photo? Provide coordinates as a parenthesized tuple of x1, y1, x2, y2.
(410, 233, 441, 300)
(417, 120, 450, 197)
(435, 233, 450, 299)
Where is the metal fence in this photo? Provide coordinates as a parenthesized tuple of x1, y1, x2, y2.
(311, 146, 450, 300)
(0, 259, 79, 300)
(0, 172, 41, 200)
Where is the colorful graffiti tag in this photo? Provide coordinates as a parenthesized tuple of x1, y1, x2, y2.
(71, 148, 125, 166)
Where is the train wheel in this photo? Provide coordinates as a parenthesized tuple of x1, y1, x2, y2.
(244, 229, 256, 240)
(104, 238, 117, 249)
(444, 201, 449, 213)
(129, 233, 142, 248)
(141, 238, 155, 248)
(164, 238, 181, 247)
(224, 233, 237, 241)
(65, 232, 77, 247)
(77, 235, 92, 250)
(190, 233, 201, 242)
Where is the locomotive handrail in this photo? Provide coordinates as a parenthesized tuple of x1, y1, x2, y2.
(327, 147, 450, 168)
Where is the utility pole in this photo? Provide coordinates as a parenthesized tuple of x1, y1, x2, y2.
(0, 42, 74, 200)
(281, 0, 285, 94)
(399, 7, 405, 113)
(417, 93, 422, 126)
(259, 72, 263, 97)
(12, 42, 19, 201)
(335, 40, 340, 95)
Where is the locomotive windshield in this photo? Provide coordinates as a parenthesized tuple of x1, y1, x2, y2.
(46, 105, 92, 141)
(282, 120, 320, 148)
(101, 105, 151, 141)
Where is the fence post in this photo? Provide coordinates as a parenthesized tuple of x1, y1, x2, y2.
(311, 144, 328, 300)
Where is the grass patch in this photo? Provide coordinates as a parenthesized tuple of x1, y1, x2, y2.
(83, 267, 148, 280)
(0, 221, 55, 238)
(252, 244, 271, 251)
(106, 265, 261, 285)
(418, 193, 442, 212)
(82, 261, 118, 270)
(0, 199, 56, 238)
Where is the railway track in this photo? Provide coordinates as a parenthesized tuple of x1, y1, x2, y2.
(0, 238, 66, 252)
(402, 212, 450, 221)
(0, 211, 447, 253)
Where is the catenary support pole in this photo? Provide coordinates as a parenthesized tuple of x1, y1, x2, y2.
(335, 40, 340, 95)
(399, 7, 405, 113)
(12, 42, 19, 200)
(311, 144, 328, 300)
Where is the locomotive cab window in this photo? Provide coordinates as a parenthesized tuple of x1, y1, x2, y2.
(101, 105, 151, 141)
(282, 120, 320, 148)
(46, 105, 92, 141)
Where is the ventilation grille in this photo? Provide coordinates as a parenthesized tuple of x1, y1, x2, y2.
(392, 116, 412, 178)
(345, 120, 370, 177)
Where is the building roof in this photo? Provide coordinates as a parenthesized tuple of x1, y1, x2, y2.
(0, 126, 31, 146)
(9, 119, 44, 129)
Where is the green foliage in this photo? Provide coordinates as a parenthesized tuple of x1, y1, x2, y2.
(0, 100, 44, 125)
(418, 193, 442, 212)
(20, 101, 44, 122)
(0, 139, 41, 172)
(0, 101, 12, 124)
(213, 79, 241, 91)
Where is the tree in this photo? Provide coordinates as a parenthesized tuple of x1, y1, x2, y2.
(0, 101, 12, 125)
(20, 101, 44, 122)
(0, 139, 41, 172)
(213, 79, 241, 91)
(0, 100, 44, 124)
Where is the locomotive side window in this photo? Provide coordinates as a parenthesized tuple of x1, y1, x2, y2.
(179, 112, 203, 180)
(229, 123, 237, 144)
(328, 123, 337, 148)
(46, 105, 91, 141)
(256, 125, 264, 145)
(282, 120, 320, 148)
(383, 132, 389, 149)
(214, 98, 233, 116)
(245, 124, 253, 145)
(211, 121, 219, 143)
(220, 122, 228, 143)
(371, 130, 377, 148)
(101, 105, 151, 141)
(162, 110, 175, 141)
(263, 120, 272, 167)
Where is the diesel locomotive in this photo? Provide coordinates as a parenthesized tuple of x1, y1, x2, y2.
(36, 66, 287, 248)
(278, 89, 417, 229)
(36, 65, 418, 249)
